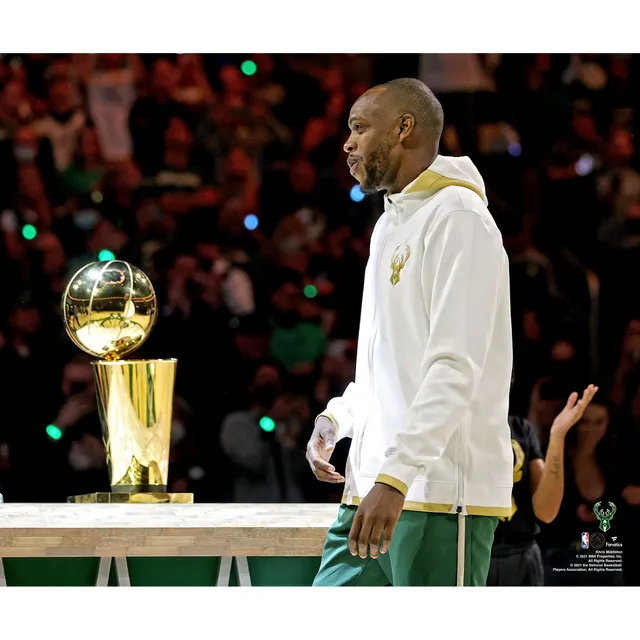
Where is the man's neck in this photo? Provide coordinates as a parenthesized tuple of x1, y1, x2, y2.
(388, 153, 437, 194)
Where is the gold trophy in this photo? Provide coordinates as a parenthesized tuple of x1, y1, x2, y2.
(62, 260, 192, 504)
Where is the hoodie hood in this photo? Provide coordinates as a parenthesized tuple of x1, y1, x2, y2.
(402, 155, 488, 206)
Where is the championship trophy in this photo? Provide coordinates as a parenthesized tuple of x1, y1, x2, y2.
(62, 260, 193, 504)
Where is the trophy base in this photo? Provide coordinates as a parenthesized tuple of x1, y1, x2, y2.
(67, 492, 194, 504)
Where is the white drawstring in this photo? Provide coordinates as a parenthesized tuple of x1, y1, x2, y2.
(456, 510, 466, 587)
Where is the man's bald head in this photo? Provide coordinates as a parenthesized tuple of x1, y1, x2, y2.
(372, 78, 444, 143)
(344, 77, 444, 194)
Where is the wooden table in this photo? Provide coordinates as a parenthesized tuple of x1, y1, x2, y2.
(0, 504, 338, 587)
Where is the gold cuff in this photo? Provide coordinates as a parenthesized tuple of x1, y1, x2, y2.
(375, 474, 408, 497)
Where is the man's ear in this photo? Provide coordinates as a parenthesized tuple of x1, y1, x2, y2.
(398, 114, 416, 143)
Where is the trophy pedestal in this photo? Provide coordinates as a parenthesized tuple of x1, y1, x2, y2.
(68, 493, 194, 504)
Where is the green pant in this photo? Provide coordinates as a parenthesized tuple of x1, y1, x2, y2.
(313, 505, 497, 586)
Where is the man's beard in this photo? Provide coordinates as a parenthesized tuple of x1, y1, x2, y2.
(361, 141, 391, 195)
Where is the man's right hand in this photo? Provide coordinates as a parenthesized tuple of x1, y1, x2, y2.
(306, 416, 345, 483)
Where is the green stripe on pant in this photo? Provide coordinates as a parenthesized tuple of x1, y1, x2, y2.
(313, 505, 498, 586)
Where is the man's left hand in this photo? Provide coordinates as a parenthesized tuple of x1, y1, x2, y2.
(348, 483, 404, 559)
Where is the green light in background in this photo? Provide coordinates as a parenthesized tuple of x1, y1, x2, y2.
(22, 224, 37, 240)
(259, 416, 276, 433)
(91, 191, 103, 204)
(304, 285, 318, 299)
(98, 249, 115, 261)
(240, 60, 257, 76)
(46, 424, 62, 441)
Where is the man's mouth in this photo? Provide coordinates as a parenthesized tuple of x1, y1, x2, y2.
(347, 156, 360, 176)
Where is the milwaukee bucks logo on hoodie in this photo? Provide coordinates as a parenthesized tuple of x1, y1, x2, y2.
(390, 244, 411, 286)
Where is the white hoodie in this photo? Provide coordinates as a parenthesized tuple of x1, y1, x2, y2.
(319, 156, 513, 517)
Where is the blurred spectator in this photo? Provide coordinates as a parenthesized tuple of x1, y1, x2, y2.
(598, 126, 640, 219)
(220, 364, 309, 502)
(301, 91, 346, 171)
(28, 230, 68, 311)
(219, 146, 259, 213)
(610, 318, 640, 405)
(314, 339, 356, 408)
(0, 122, 63, 212)
(0, 294, 61, 501)
(33, 78, 86, 172)
(269, 278, 326, 373)
(209, 246, 255, 317)
(166, 394, 210, 496)
(78, 54, 143, 163)
(0, 77, 32, 137)
(61, 125, 106, 196)
(527, 378, 569, 450)
(143, 115, 217, 228)
(419, 54, 498, 153)
(16, 163, 53, 229)
(175, 54, 215, 111)
(219, 64, 248, 112)
(129, 57, 191, 175)
(51, 355, 109, 499)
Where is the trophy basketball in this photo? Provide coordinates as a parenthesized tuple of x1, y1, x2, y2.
(62, 260, 192, 504)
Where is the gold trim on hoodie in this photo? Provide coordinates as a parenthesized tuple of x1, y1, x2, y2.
(403, 169, 486, 202)
(343, 495, 511, 518)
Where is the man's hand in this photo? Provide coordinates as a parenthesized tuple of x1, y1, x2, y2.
(348, 483, 404, 559)
(550, 384, 598, 438)
(306, 416, 344, 483)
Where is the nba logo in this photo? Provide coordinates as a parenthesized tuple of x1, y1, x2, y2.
(581, 532, 589, 549)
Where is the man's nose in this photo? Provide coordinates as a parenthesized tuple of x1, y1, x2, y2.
(343, 137, 355, 154)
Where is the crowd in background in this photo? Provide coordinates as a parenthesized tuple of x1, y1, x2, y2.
(0, 54, 639, 585)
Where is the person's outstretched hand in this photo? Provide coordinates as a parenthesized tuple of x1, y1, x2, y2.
(348, 483, 404, 559)
(550, 384, 598, 438)
(306, 416, 344, 483)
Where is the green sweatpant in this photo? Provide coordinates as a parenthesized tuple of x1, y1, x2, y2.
(313, 505, 497, 586)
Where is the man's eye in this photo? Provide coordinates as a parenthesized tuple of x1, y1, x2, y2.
(353, 124, 363, 132)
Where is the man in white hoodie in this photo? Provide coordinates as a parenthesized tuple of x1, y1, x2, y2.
(307, 78, 514, 586)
